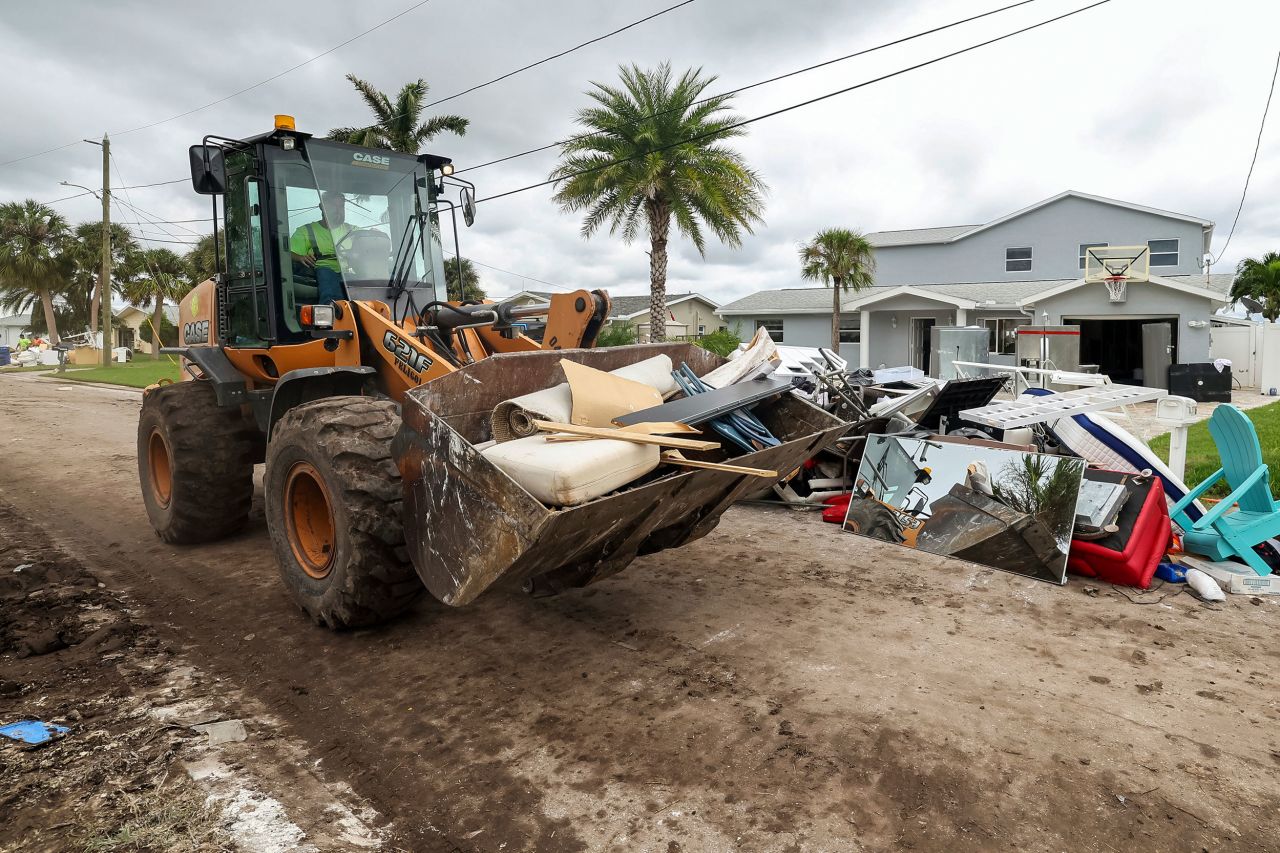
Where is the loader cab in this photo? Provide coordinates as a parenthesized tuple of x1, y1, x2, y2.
(191, 119, 466, 348)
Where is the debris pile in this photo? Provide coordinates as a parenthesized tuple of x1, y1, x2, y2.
(749, 343, 1279, 601)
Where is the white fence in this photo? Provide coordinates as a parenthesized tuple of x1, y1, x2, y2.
(1212, 321, 1280, 391)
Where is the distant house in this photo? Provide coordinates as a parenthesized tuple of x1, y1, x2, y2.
(605, 293, 723, 342)
(491, 290, 724, 342)
(0, 312, 28, 348)
(115, 303, 180, 354)
(718, 191, 1230, 383)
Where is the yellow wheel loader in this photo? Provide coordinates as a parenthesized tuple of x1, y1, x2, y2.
(137, 116, 845, 628)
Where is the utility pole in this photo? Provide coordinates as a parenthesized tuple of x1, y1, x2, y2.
(100, 134, 112, 367)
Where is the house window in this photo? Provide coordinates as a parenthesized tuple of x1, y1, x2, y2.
(982, 317, 1029, 354)
(1005, 247, 1032, 272)
(1079, 242, 1108, 269)
(1149, 238, 1179, 267)
(839, 325, 860, 344)
(697, 324, 706, 335)
(756, 319, 783, 343)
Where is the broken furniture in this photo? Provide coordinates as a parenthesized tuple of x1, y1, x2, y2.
(1170, 404, 1280, 576)
(483, 435, 662, 506)
(958, 383, 1166, 430)
(1067, 470, 1172, 589)
(614, 375, 792, 428)
(1024, 387, 1204, 522)
(491, 354, 679, 440)
(668, 364, 781, 453)
(908, 376, 1005, 432)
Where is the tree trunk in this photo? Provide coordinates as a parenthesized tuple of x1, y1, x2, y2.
(647, 199, 670, 343)
(831, 276, 843, 352)
(39, 287, 60, 344)
(151, 297, 164, 359)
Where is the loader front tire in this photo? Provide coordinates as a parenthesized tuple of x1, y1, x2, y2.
(137, 380, 257, 544)
(265, 397, 422, 629)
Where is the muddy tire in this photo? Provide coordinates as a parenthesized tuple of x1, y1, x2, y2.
(843, 498, 905, 544)
(137, 380, 257, 544)
(265, 397, 422, 629)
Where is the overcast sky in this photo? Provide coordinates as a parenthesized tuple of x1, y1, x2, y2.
(2, 0, 1277, 304)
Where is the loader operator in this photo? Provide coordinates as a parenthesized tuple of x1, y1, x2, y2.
(290, 191, 354, 303)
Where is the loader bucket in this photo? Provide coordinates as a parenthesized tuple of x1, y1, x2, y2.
(392, 343, 847, 606)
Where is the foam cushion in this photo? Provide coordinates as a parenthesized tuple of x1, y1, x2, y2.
(482, 435, 660, 506)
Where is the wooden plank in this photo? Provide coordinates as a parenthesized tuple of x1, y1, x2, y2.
(531, 420, 720, 451)
(661, 450, 775, 478)
(541, 422, 703, 442)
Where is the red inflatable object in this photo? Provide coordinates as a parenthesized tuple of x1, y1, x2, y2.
(821, 492, 853, 523)
(1068, 471, 1172, 589)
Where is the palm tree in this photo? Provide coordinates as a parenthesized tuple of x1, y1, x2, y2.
(328, 74, 469, 153)
(0, 200, 70, 342)
(443, 257, 485, 301)
(123, 248, 186, 359)
(65, 221, 139, 333)
(799, 228, 876, 351)
(1230, 251, 1280, 321)
(549, 63, 767, 342)
(184, 233, 220, 286)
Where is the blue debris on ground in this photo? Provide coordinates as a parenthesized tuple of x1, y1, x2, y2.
(0, 719, 70, 745)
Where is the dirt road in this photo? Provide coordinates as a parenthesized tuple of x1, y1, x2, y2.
(2, 373, 1279, 851)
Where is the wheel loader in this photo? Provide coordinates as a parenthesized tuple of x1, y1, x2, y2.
(137, 115, 846, 628)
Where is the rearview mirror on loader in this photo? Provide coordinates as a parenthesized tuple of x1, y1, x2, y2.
(461, 187, 476, 227)
(188, 145, 228, 195)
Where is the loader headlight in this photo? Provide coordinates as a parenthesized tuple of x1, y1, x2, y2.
(441, 163, 455, 176)
(300, 304, 334, 329)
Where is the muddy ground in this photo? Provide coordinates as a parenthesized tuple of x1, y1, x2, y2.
(2, 373, 1279, 852)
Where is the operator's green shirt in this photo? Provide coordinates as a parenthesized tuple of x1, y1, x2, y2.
(289, 221, 353, 273)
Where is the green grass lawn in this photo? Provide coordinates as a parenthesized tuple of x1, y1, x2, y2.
(52, 359, 182, 389)
(1149, 401, 1280, 499)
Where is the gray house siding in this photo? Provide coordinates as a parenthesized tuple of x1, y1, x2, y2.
(874, 195, 1206, 286)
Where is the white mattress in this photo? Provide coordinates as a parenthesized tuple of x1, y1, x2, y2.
(481, 435, 660, 506)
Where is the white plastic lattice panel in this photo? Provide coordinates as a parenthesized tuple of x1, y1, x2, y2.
(959, 384, 1166, 429)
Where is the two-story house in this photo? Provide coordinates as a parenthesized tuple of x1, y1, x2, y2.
(718, 191, 1232, 382)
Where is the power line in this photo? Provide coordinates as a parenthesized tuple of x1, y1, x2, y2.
(476, 0, 1112, 206)
(456, 0, 1042, 175)
(446, 251, 574, 292)
(424, 0, 696, 110)
(355, 1, 698, 139)
(1210, 44, 1280, 266)
(42, 190, 96, 205)
(117, 178, 186, 190)
(112, 217, 211, 225)
(0, 0, 436, 169)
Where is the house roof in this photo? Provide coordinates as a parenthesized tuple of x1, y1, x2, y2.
(718, 273, 1235, 316)
(608, 292, 720, 320)
(866, 191, 1215, 248)
(864, 225, 977, 247)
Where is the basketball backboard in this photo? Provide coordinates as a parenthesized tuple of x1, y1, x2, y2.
(1083, 245, 1150, 303)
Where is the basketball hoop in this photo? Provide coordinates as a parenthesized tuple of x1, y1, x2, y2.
(1103, 275, 1128, 303)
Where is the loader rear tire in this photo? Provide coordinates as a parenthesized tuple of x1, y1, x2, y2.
(265, 397, 422, 629)
(137, 380, 257, 544)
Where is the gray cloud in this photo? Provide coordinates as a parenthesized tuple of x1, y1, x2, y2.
(1, 0, 1276, 304)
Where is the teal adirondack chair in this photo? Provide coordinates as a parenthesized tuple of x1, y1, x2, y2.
(1170, 405, 1279, 576)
